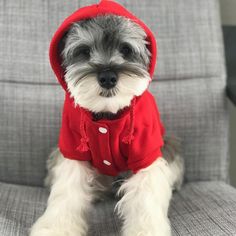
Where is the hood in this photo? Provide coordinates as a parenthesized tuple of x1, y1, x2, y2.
(49, 0, 157, 91)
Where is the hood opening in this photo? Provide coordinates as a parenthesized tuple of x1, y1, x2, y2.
(49, 0, 157, 91)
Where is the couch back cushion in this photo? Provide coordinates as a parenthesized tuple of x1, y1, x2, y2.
(0, 0, 228, 186)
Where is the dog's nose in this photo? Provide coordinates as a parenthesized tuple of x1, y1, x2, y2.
(97, 70, 117, 89)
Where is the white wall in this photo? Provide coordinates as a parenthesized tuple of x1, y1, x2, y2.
(220, 0, 236, 25)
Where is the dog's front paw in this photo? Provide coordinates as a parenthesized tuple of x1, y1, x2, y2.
(122, 218, 171, 236)
(29, 217, 87, 236)
(30, 226, 68, 236)
(30, 225, 84, 236)
(122, 228, 171, 236)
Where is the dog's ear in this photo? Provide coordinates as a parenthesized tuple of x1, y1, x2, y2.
(146, 42, 152, 64)
(58, 32, 68, 68)
(139, 38, 151, 68)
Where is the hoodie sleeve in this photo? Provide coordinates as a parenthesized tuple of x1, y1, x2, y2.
(127, 92, 165, 173)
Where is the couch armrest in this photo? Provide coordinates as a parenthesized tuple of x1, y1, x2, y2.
(223, 26, 236, 106)
(227, 80, 236, 106)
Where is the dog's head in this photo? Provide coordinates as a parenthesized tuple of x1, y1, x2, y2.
(60, 15, 151, 114)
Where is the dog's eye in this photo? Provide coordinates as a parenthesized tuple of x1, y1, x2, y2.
(74, 46, 90, 59)
(80, 47, 90, 56)
(120, 44, 132, 57)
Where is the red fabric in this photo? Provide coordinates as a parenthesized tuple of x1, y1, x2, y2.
(49, 0, 165, 176)
(59, 91, 164, 176)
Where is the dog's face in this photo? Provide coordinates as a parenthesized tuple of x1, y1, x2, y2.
(61, 15, 151, 114)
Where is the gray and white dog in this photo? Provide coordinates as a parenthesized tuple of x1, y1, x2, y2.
(30, 15, 184, 236)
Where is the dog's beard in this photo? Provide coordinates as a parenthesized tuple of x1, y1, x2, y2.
(99, 87, 118, 98)
(65, 64, 150, 114)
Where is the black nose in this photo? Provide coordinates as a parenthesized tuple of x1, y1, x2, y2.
(97, 70, 117, 89)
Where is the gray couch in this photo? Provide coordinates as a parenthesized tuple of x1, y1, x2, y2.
(1, 0, 236, 235)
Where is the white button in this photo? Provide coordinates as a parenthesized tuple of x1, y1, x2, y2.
(99, 127, 107, 134)
(103, 160, 111, 166)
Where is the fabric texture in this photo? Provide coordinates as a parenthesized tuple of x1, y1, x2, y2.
(0, 83, 64, 186)
(1, 181, 236, 236)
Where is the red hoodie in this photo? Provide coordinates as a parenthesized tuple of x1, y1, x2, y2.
(49, 0, 165, 176)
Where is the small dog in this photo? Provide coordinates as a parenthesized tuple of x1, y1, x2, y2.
(30, 10, 184, 236)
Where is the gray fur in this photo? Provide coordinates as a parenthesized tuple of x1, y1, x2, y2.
(162, 136, 185, 190)
(61, 15, 151, 83)
(162, 136, 182, 163)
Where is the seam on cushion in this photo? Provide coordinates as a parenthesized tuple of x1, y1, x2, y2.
(0, 75, 226, 86)
(0, 80, 59, 86)
(152, 74, 226, 82)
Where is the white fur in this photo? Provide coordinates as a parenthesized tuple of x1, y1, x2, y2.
(65, 66, 149, 113)
(168, 154, 185, 191)
(116, 158, 173, 236)
(30, 150, 106, 236)
(30, 149, 183, 236)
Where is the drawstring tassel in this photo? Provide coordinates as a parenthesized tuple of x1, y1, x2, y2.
(76, 137, 89, 152)
(122, 98, 136, 144)
(76, 111, 90, 152)
(122, 133, 134, 144)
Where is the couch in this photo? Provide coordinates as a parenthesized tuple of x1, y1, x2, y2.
(1, 0, 236, 235)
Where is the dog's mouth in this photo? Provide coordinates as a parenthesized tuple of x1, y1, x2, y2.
(99, 88, 118, 97)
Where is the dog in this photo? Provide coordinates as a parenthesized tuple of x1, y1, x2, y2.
(30, 4, 184, 236)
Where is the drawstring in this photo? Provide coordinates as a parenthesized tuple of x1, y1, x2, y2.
(77, 97, 136, 151)
(122, 98, 136, 144)
(76, 111, 90, 152)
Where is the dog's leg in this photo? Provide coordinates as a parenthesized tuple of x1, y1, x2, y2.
(30, 149, 99, 236)
(162, 136, 185, 191)
(116, 154, 184, 236)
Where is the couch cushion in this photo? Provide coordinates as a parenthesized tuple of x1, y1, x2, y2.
(0, 182, 48, 236)
(0, 83, 63, 186)
(170, 182, 236, 235)
(1, 181, 236, 236)
(149, 77, 229, 182)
